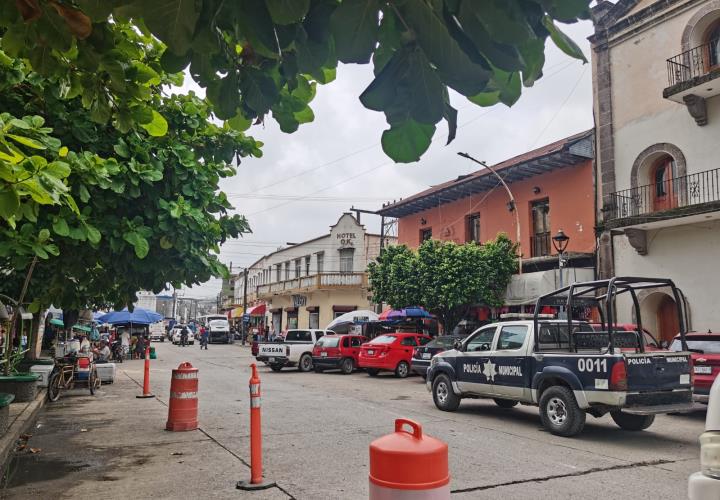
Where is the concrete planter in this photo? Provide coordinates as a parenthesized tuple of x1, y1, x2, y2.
(0, 374, 40, 403)
(0, 393, 14, 435)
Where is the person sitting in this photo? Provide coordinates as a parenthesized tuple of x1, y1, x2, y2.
(92, 340, 111, 363)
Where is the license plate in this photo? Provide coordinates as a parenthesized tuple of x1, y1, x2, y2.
(320, 352, 327, 357)
(368, 350, 374, 355)
(694, 366, 712, 374)
(422, 353, 431, 360)
(268, 357, 275, 363)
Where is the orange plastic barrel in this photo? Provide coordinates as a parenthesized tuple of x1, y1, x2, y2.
(165, 362, 198, 431)
(369, 418, 449, 499)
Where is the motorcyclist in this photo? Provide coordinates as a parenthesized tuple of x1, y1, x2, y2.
(180, 325, 189, 347)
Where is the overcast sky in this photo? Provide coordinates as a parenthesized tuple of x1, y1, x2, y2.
(180, 20, 595, 300)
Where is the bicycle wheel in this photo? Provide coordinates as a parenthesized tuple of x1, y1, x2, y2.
(48, 372, 62, 402)
(89, 367, 98, 395)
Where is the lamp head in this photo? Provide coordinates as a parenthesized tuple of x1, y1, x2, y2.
(552, 229, 570, 254)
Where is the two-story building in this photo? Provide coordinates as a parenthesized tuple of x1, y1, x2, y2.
(591, 0, 720, 341)
(376, 130, 596, 315)
(233, 213, 394, 333)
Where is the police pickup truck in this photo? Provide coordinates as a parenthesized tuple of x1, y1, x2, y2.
(256, 329, 329, 372)
(427, 277, 696, 437)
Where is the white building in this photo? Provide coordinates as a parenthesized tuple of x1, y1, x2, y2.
(591, 0, 720, 341)
(233, 213, 395, 333)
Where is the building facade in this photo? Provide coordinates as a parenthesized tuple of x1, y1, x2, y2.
(377, 131, 596, 311)
(234, 213, 395, 333)
(591, 0, 720, 341)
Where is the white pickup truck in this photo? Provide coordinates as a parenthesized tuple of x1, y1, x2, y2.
(256, 329, 330, 372)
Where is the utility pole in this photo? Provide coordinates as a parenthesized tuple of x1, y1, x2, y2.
(241, 267, 248, 345)
(457, 152, 523, 275)
(172, 287, 177, 321)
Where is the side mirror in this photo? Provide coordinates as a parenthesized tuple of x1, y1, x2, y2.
(453, 340, 463, 351)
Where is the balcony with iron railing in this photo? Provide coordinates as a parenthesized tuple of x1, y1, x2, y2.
(604, 167, 720, 227)
(256, 272, 368, 298)
(530, 232, 551, 257)
(664, 38, 720, 102)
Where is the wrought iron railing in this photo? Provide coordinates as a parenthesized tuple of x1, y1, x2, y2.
(531, 232, 551, 257)
(666, 38, 720, 87)
(606, 167, 720, 220)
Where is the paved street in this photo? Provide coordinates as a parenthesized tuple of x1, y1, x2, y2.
(2, 342, 706, 499)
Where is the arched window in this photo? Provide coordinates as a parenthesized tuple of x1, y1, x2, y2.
(706, 20, 720, 67)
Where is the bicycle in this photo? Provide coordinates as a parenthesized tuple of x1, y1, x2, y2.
(48, 354, 99, 402)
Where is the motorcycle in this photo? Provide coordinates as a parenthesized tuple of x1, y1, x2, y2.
(111, 340, 124, 363)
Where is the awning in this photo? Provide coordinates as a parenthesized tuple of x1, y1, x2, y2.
(504, 268, 595, 306)
(247, 304, 266, 316)
(231, 307, 244, 318)
(284, 307, 298, 314)
(306, 306, 319, 312)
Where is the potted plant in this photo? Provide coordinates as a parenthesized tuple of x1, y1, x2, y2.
(0, 349, 40, 403)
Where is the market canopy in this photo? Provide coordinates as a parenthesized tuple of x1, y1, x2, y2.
(231, 307, 244, 318)
(98, 308, 163, 325)
(246, 304, 266, 317)
(49, 318, 64, 327)
(378, 307, 431, 321)
(326, 310, 379, 331)
(504, 268, 595, 306)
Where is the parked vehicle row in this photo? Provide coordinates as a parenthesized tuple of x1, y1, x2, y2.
(253, 278, 714, 439)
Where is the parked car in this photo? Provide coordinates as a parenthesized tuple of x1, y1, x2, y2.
(670, 331, 720, 403)
(312, 334, 368, 374)
(256, 329, 329, 372)
(411, 335, 467, 378)
(171, 327, 195, 345)
(358, 333, 432, 378)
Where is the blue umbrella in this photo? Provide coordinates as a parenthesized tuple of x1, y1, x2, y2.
(98, 308, 163, 325)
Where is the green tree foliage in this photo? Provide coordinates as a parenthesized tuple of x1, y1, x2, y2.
(0, 28, 261, 310)
(368, 234, 518, 330)
(0, 0, 590, 163)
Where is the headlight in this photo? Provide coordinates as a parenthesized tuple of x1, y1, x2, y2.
(430, 356, 439, 367)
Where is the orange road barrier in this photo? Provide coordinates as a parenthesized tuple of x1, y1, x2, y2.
(165, 362, 199, 431)
(237, 363, 276, 491)
(136, 345, 154, 399)
(369, 418, 450, 499)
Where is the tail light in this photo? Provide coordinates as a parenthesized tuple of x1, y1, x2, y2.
(609, 360, 628, 391)
(689, 357, 695, 386)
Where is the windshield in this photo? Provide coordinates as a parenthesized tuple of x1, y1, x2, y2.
(670, 336, 720, 353)
(285, 330, 313, 342)
(316, 337, 339, 348)
(368, 335, 397, 345)
(209, 320, 228, 328)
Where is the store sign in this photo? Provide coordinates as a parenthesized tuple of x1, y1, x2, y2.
(336, 232, 357, 247)
(292, 295, 307, 307)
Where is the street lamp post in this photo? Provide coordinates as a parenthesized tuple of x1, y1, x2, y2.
(552, 229, 570, 289)
(457, 152, 522, 274)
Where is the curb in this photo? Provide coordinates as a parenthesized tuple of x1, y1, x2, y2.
(0, 389, 46, 469)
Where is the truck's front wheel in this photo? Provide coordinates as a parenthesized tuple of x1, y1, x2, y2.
(610, 411, 655, 431)
(298, 354, 313, 372)
(432, 374, 460, 411)
(539, 386, 586, 437)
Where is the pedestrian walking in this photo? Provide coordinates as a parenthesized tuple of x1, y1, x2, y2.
(200, 327, 209, 350)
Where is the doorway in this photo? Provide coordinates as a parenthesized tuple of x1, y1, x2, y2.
(651, 156, 677, 212)
(656, 295, 680, 344)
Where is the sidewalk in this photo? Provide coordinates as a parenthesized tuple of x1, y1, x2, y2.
(0, 359, 287, 500)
